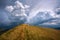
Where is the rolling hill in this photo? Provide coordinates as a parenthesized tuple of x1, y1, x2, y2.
(0, 24, 60, 40)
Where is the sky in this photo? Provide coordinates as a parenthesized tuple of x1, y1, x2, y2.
(0, 0, 60, 30)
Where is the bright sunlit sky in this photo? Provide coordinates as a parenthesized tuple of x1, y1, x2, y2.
(0, 0, 60, 29)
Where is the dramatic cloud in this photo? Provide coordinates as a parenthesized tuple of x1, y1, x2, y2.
(24, 5, 30, 9)
(28, 0, 58, 19)
(14, 0, 24, 9)
(40, 18, 60, 26)
(5, 5, 14, 12)
(5, 0, 30, 22)
(42, 22, 57, 25)
(2, 0, 60, 28)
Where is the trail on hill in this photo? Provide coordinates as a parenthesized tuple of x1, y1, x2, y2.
(0, 24, 60, 40)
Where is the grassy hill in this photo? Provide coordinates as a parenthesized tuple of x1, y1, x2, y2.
(0, 24, 60, 40)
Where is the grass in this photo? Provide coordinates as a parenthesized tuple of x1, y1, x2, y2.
(0, 24, 60, 40)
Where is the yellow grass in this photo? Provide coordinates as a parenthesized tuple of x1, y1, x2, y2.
(0, 24, 60, 40)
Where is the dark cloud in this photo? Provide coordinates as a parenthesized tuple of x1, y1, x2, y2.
(0, 0, 60, 31)
(0, 0, 16, 9)
(0, 0, 7, 8)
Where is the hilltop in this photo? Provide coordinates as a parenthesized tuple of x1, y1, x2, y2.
(0, 24, 60, 40)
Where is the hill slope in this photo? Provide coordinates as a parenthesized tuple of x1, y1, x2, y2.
(0, 24, 60, 40)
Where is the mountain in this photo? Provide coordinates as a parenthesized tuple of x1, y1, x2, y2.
(0, 24, 60, 40)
